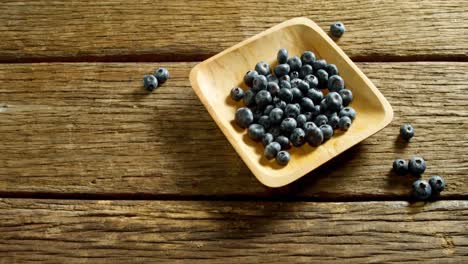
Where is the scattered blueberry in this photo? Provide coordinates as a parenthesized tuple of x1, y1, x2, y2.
(306, 88, 323, 104)
(255, 90, 272, 109)
(263, 105, 274, 115)
(280, 117, 297, 134)
(314, 114, 328, 127)
(154, 67, 169, 85)
(248, 123, 265, 141)
(328, 75, 345, 92)
(291, 88, 303, 102)
(274, 98, 287, 110)
(296, 114, 307, 128)
(274, 64, 290, 77)
(290, 128, 306, 147)
(393, 159, 408, 176)
(312, 59, 327, 71)
(300, 65, 314, 79)
(306, 126, 323, 147)
(289, 71, 300, 79)
(285, 103, 300, 118)
(304, 74, 319, 88)
(312, 104, 321, 117)
(297, 79, 310, 93)
(301, 51, 316, 65)
(268, 126, 281, 138)
(325, 64, 339, 76)
(338, 116, 352, 131)
(255, 61, 271, 76)
(300, 97, 315, 112)
(275, 135, 291, 150)
(243, 89, 256, 106)
(330, 22, 346, 38)
(325, 92, 343, 111)
(244, 70, 258, 87)
(279, 80, 292, 90)
(428, 176, 446, 194)
(412, 180, 432, 200)
(339, 106, 356, 121)
(143, 75, 158, 91)
(252, 75, 268, 92)
(316, 69, 329, 89)
(339, 89, 353, 106)
(291, 78, 302, 88)
(408, 156, 426, 176)
(279, 88, 293, 103)
(264, 142, 282, 160)
(277, 48, 288, 64)
(269, 108, 284, 125)
(266, 74, 279, 84)
(258, 115, 271, 130)
(287, 56, 302, 72)
(280, 74, 290, 82)
(262, 133, 274, 147)
(328, 113, 340, 129)
(320, 124, 334, 141)
(230, 87, 244, 101)
(235, 107, 254, 128)
(400, 124, 415, 141)
(267, 82, 280, 97)
(276, 150, 291, 166)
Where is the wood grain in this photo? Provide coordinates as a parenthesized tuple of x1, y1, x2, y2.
(0, 62, 467, 198)
(0, 0, 467, 62)
(0, 199, 466, 263)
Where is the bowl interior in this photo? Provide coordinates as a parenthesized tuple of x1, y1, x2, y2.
(190, 18, 392, 187)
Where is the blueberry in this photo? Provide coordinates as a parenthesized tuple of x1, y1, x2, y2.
(274, 64, 290, 77)
(408, 156, 426, 176)
(339, 89, 353, 106)
(290, 78, 302, 88)
(255, 90, 272, 109)
(258, 115, 271, 130)
(428, 175, 446, 194)
(285, 104, 300, 118)
(412, 180, 432, 200)
(325, 92, 343, 111)
(299, 97, 314, 112)
(255, 61, 271, 76)
(269, 108, 284, 125)
(248, 123, 265, 141)
(262, 133, 274, 147)
(244, 70, 258, 87)
(266, 74, 279, 84)
(294, 103, 302, 113)
(275, 135, 291, 150)
(143, 75, 158, 91)
(296, 114, 307, 128)
(291, 88, 303, 102)
(393, 159, 408, 175)
(280, 117, 297, 134)
(243, 89, 256, 106)
(276, 150, 291, 166)
(400, 124, 414, 141)
(338, 116, 352, 131)
(287, 56, 302, 72)
(320, 124, 334, 141)
(267, 82, 280, 97)
(297, 79, 310, 93)
(316, 69, 329, 89)
(277, 48, 288, 64)
(306, 126, 324, 147)
(268, 126, 281, 138)
(299, 65, 314, 79)
(301, 51, 316, 65)
(312, 59, 327, 71)
(279, 74, 290, 83)
(339, 106, 356, 121)
(279, 88, 293, 103)
(274, 98, 287, 110)
(154, 67, 170, 85)
(320, 99, 328, 113)
(279, 80, 292, 90)
(330, 22, 346, 38)
(290, 128, 306, 147)
(328, 75, 345, 92)
(252, 75, 268, 92)
(251, 107, 263, 122)
(312, 105, 321, 117)
(235, 107, 254, 128)
(303, 121, 317, 135)
(264, 142, 282, 160)
(230, 87, 244, 101)
(325, 64, 339, 76)
(304, 74, 319, 88)
(263, 105, 274, 115)
(314, 114, 328, 127)
(289, 71, 300, 79)
(328, 113, 340, 129)
(306, 88, 323, 104)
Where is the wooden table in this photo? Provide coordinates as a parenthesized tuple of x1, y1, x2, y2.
(0, 1, 467, 263)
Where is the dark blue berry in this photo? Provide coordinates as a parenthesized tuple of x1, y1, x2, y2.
(243, 89, 256, 106)
(258, 115, 271, 130)
(303, 121, 317, 135)
(300, 51, 316, 65)
(306, 126, 323, 147)
(304, 74, 319, 88)
(276, 150, 291, 166)
(316, 69, 329, 89)
(277, 48, 288, 64)
(312, 59, 327, 71)
(297, 79, 310, 93)
(262, 133, 274, 147)
(299, 65, 313, 79)
(251, 107, 263, 122)
(279, 88, 293, 103)
(268, 126, 281, 138)
(154, 68, 170, 85)
(328, 113, 340, 129)
(230, 87, 244, 101)
(275, 135, 291, 150)
(267, 82, 280, 97)
(296, 114, 307, 128)
(320, 99, 328, 113)
(412, 180, 432, 200)
(279, 74, 290, 83)
(400, 124, 414, 141)
(143, 75, 158, 91)
(312, 105, 321, 118)
(290, 128, 306, 147)
(280, 117, 297, 135)
(306, 88, 323, 104)
(263, 105, 274, 115)
(287, 56, 302, 72)
(339, 116, 352, 131)
(248, 123, 265, 141)
(264, 142, 281, 160)
(235, 107, 254, 128)
(274, 64, 290, 77)
(325, 64, 339, 76)
(291, 88, 303, 102)
(266, 74, 279, 84)
(300, 97, 315, 112)
(330, 22, 346, 38)
(244, 70, 258, 87)
(285, 104, 300, 118)
(393, 159, 408, 176)
(314, 114, 328, 127)
(339, 106, 356, 121)
(408, 156, 426, 176)
(325, 92, 343, 111)
(328, 75, 345, 92)
(255, 61, 271, 76)
(339, 89, 353, 106)
(320, 124, 334, 141)
(269, 108, 284, 125)
(290, 78, 301, 88)
(252, 75, 267, 92)
(279, 80, 292, 90)
(289, 71, 300, 79)
(274, 98, 287, 110)
(429, 176, 445, 194)
(255, 90, 272, 109)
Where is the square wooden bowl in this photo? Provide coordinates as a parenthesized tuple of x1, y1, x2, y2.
(189, 17, 393, 187)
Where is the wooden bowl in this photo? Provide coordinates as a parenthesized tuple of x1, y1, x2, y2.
(189, 17, 393, 187)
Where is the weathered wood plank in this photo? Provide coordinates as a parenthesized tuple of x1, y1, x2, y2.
(0, 62, 467, 198)
(0, 1, 467, 62)
(0, 199, 466, 263)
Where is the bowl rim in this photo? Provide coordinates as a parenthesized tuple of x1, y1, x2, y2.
(189, 17, 394, 187)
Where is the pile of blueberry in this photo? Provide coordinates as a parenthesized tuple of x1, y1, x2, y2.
(394, 124, 446, 200)
(143, 67, 170, 91)
(231, 48, 355, 166)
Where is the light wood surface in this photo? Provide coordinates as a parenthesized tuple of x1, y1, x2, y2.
(0, 0, 466, 62)
(191, 18, 393, 187)
(0, 62, 466, 197)
(0, 199, 466, 263)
